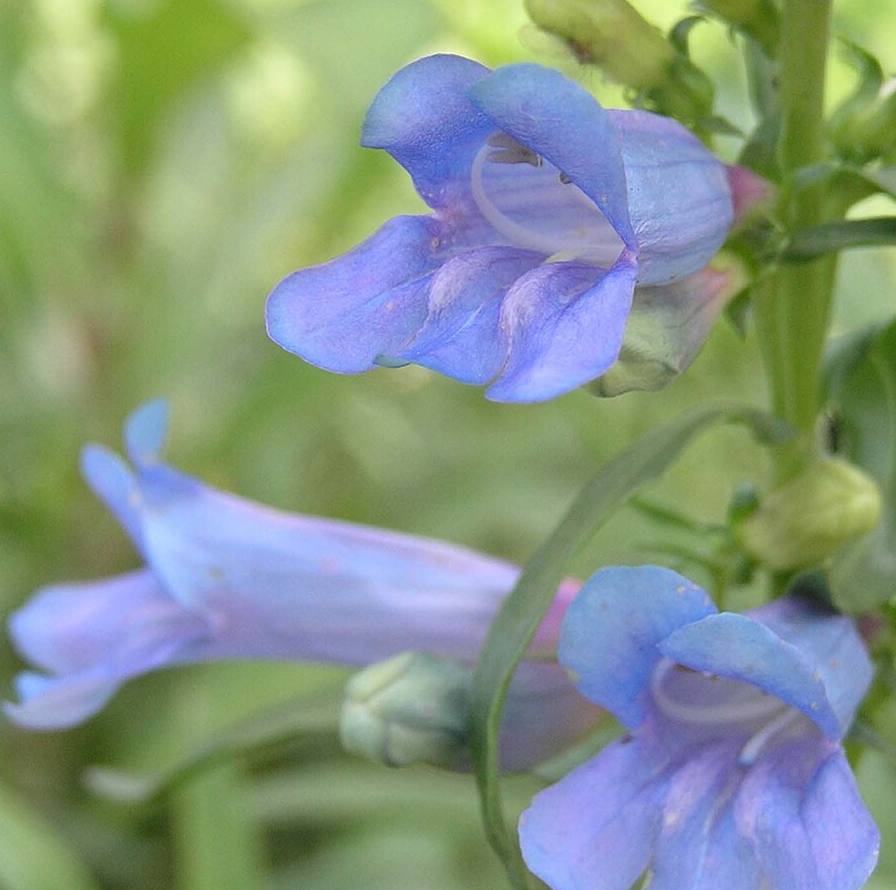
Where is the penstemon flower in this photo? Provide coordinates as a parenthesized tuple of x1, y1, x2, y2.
(5, 402, 580, 739)
(519, 566, 879, 890)
(265, 54, 748, 402)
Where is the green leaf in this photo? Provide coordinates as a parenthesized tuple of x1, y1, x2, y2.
(781, 217, 896, 262)
(87, 688, 342, 804)
(0, 778, 101, 890)
(825, 320, 896, 610)
(469, 405, 790, 888)
(172, 762, 264, 890)
(793, 163, 896, 210)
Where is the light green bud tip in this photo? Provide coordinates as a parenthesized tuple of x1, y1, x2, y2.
(340, 652, 471, 769)
(736, 458, 883, 571)
(524, 0, 676, 90)
(589, 253, 749, 398)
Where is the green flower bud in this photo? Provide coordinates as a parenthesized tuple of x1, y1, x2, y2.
(696, 0, 779, 53)
(588, 253, 748, 397)
(736, 459, 883, 571)
(524, 0, 676, 90)
(340, 652, 470, 770)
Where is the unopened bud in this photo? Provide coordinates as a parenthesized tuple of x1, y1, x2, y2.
(696, 0, 778, 52)
(524, 0, 676, 91)
(340, 653, 604, 773)
(340, 652, 469, 769)
(589, 253, 748, 397)
(736, 459, 883, 571)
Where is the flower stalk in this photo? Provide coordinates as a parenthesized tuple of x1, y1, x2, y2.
(753, 0, 835, 483)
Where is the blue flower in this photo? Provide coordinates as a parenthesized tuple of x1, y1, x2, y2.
(519, 567, 879, 890)
(5, 402, 582, 738)
(266, 54, 738, 402)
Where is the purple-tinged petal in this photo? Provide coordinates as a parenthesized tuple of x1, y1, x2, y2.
(520, 734, 669, 890)
(485, 254, 636, 402)
(469, 63, 636, 250)
(80, 444, 143, 554)
(747, 596, 873, 734)
(498, 662, 603, 772)
(558, 566, 716, 729)
(4, 672, 122, 731)
(124, 399, 168, 466)
(265, 215, 443, 373)
(649, 741, 761, 890)
(606, 109, 732, 285)
(7, 571, 188, 674)
(399, 246, 542, 383)
(361, 54, 493, 209)
(5, 571, 209, 730)
(736, 736, 879, 890)
(131, 464, 521, 664)
(659, 613, 842, 739)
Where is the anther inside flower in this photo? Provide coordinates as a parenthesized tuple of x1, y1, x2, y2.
(650, 658, 811, 768)
(470, 133, 624, 265)
(266, 54, 747, 402)
(519, 566, 880, 890)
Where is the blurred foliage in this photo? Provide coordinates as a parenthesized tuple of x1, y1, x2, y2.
(1, 0, 896, 887)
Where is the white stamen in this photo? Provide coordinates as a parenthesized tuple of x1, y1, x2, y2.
(737, 708, 803, 767)
(469, 137, 623, 265)
(650, 657, 789, 725)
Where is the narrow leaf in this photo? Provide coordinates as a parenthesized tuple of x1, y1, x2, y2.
(826, 320, 896, 610)
(470, 405, 789, 887)
(782, 217, 896, 262)
(0, 778, 101, 890)
(87, 688, 342, 805)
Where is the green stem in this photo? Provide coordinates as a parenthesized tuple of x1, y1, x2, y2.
(753, 0, 835, 483)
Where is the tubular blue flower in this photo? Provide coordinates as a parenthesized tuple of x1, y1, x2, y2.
(265, 54, 740, 402)
(5, 402, 581, 736)
(519, 566, 879, 890)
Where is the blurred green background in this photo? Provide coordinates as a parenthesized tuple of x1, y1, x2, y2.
(2, 0, 896, 887)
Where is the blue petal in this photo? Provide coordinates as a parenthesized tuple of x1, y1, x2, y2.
(5, 571, 209, 730)
(7, 571, 183, 674)
(135, 473, 520, 664)
(124, 400, 169, 466)
(558, 566, 716, 729)
(361, 54, 493, 209)
(399, 246, 542, 384)
(80, 444, 144, 554)
(520, 735, 669, 890)
(649, 741, 761, 890)
(4, 672, 122, 731)
(606, 110, 732, 285)
(659, 613, 842, 739)
(747, 595, 873, 737)
(266, 215, 442, 373)
(736, 737, 879, 890)
(469, 63, 636, 251)
(486, 253, 637, 402)
(498, 662, 603, 772)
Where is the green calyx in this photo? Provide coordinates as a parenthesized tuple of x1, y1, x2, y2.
(736, 458, 883, 571)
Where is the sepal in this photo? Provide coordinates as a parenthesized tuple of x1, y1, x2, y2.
(735, 459, 882, 571)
